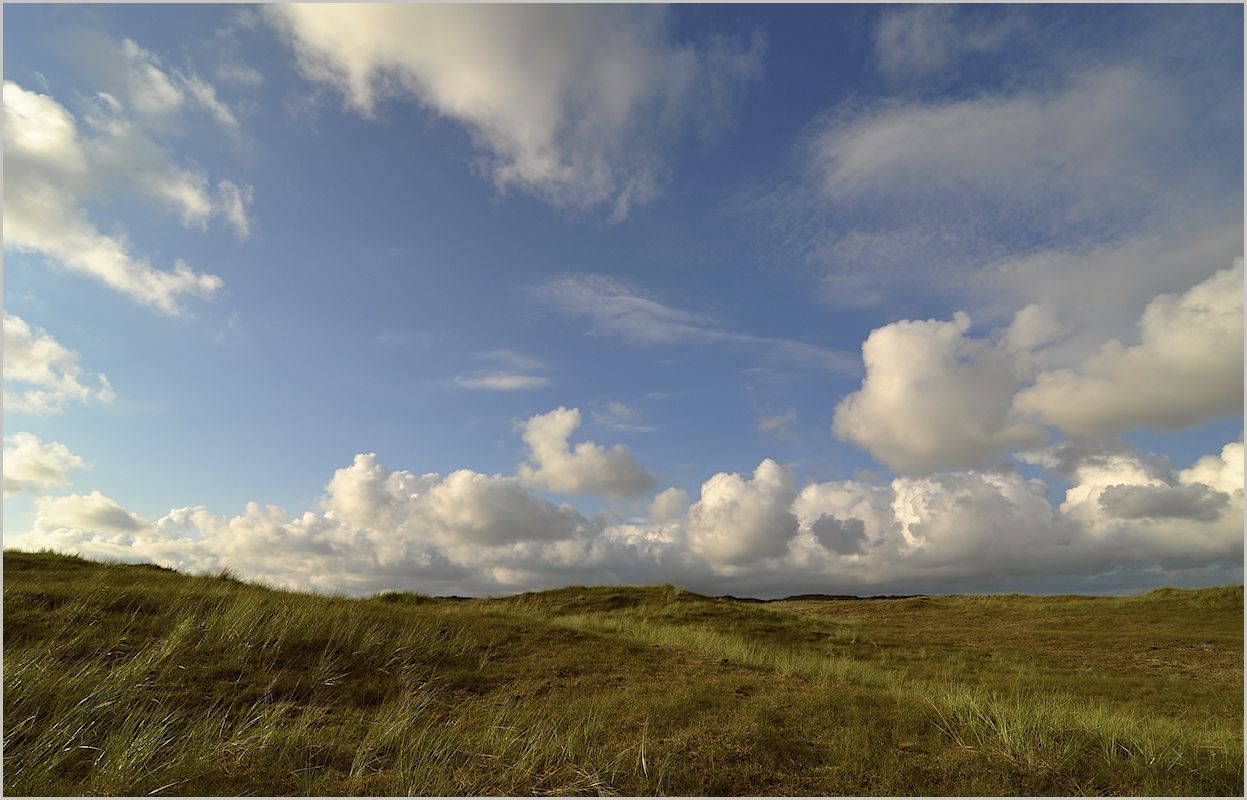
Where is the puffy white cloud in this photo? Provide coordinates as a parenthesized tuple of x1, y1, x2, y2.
(267, 4, 762, 218)
(684, 459, 798, 567)
(3, 314, 116, 414)
(9, 438, 1241, 596)
(1179, 441, 1244, 496)
(787, 440, 1242, 589)
(648, 487, 689, 521)
(1013, 261, 1244, 436)
(834, 260, 1243, 472)
(1048, 442, 1243, 568)
(424, 469, 590, 547)
(3, 433, 87, 496)
(832, 311, 1045, 474)
(517, 407, 654, 498)
(33, 490, 147, 534)
(8, 451, 602, 595)
(3, 81, 225, 314)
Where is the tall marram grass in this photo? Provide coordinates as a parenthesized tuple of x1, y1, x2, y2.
(502, 596, 1243, 793)
(4, 552, 1242, 796)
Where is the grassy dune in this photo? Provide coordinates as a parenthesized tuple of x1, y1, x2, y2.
(3, 550, 1242, 796)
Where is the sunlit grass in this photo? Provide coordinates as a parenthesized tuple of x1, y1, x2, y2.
(4, 550, 1242, 795)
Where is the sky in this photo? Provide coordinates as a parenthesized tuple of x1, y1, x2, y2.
(3, 3, 1243, 598)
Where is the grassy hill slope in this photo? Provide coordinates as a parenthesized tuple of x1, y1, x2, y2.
(3, 550, 1242, 795)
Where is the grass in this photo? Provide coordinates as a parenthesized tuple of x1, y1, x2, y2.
(3, 550, 1242, 795)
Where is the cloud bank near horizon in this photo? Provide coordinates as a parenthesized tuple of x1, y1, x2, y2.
(9, 403, 1241, 597)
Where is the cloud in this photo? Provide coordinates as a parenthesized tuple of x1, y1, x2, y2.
(1017, 438, 1172, 481)
(217, 180, 255, 240)
(323, 453, 592, 548)
(1050, 442, 1244, 566)
(768, 40, 1239, 315)
(3, 81, 225, 314)
(424, 469, 590, 547)
(216, 62, 263, 89)
(266, 4, 762, 219)
(684, 459, 798, 568)
(3, 314, 116, 414)
(517, 407, 654, 498)
(113, 38, 186, 120)
(475, 350, 547, 373)
(832, 311, 1045, 474)
(1098, 484, 1229, 523)
(833, 260, 1243, 472)
(809, 515, 868, 555)
(9, 435, 1241, 596)
(1179, 441, 1244, 497)
(648, 487, 689, 521)
(179, 71, 240, 131)
(533, 273, 856, 372)
(812, 67, 1177, 230)
(591, 402, 654, 433)
(756, 408, 797, 437)
(1013, 261, 1244, 437)
(33, 490, 147, 534)
(451, 372, 550, 391)
(789, 441, 1242, 588)
(3, 433, 87, 496)
(68, 33, 243, 134)
(9, 451, 603, 595)
(873, 6, 1022, 82)
(451, 350, 550, 390)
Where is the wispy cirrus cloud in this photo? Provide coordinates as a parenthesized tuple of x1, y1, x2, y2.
(873, 5, 1026, 84)
(591, 402, 655, 434)
(451, 372, 550, 391)
(762, 7, 1241, 329)
(448, 349, 551, 391)
(531, 273, 857, 373)
(266, 4, 763, 220)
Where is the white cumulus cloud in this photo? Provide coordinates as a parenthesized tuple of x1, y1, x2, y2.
(3, 314, 116, 414)
(684, 459, 798, 568)
(3, 433, 87, 496)
(8, 437, 1241, 597)
(517, 407, 654, 498)
(1013, 261, 1244, 437)
(832, 311, 1045, 474)
(648, 487, 689, 521)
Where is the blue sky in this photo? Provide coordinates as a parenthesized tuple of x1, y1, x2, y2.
(4, 4, 1243, 597)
